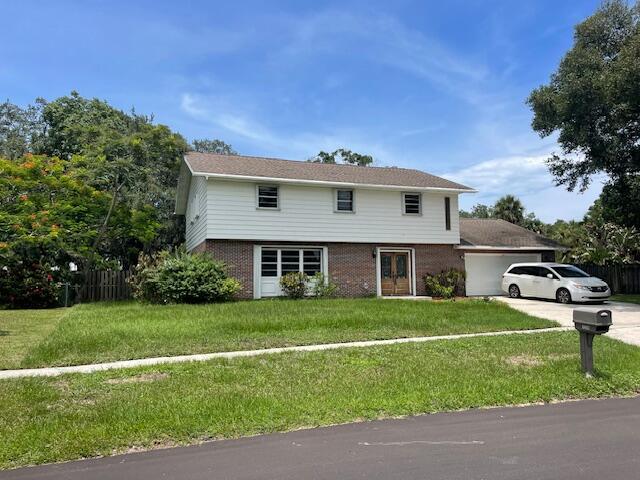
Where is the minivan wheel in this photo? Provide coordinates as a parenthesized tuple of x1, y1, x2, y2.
(508, 284, 521, 298)
(556, 288, 572, 304)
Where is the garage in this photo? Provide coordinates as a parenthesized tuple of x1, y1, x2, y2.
(464, 252, 542, 296)
(458, 218, 565, 297)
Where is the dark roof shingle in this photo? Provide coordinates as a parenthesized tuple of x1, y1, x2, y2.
(184, 152, 473, 191)
(459, 218, 566, 249)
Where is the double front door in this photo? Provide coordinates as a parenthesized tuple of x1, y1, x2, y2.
(380, 252, 411, 296)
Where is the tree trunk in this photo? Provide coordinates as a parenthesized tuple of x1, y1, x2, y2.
(79, 180, 123, 299)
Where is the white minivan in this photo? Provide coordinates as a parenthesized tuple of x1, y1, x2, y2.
(501, 263, 610, 304)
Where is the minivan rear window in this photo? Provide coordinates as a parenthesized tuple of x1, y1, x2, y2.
(507, 266, 525, 275)
(552, 266, 590, 278)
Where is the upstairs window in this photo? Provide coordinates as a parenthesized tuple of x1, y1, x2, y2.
(444, 197, 451, 230)
(335, 189, 354, 212)
(402, 193, 421, 215)
(257, 185, 279, 209)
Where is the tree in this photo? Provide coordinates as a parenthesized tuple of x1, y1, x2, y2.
(191, 138, 236, 155)
(521, 212, 548, 235)
(0, 99, 47, 160)
(460, 203, 493, 218)
(40, 92, 188, 267)
(309, 148, 373, 166)
(492, 195, 525, 225)
(0, 155, 110, 307)
(528, 0, 640, 192)
(598, 175, 640, 230)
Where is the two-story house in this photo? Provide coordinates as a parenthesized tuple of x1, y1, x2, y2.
(175, 153, 563, 298)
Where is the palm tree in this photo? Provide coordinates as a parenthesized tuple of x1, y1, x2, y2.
(493, 195, 525, 225)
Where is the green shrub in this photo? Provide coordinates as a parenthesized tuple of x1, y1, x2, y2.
(130, 248, 241, 304)
(279, 272, 308, 299)
(423, 269, 465, 299)
(311, 272, 338, 298)
(0, 260, 59, 308)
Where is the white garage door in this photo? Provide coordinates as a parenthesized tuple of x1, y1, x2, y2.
(464, 253, 541, 296)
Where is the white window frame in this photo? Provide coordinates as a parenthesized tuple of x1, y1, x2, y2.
(334, 188, 355, 213)
(402, 192, 422, 216)
(256, 184, 280, 210)
(253, 245, 329, 299)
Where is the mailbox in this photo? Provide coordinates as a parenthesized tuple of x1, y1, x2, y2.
(573, 309, 612, 377)
(573, 309, 612, 334)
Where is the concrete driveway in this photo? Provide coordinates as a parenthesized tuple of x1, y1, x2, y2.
(497, 297, 640, 346)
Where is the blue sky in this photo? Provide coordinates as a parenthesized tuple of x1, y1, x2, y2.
(2, 0, 606, 221)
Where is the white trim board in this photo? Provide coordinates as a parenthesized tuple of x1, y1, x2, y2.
(189, 170, 476, 193)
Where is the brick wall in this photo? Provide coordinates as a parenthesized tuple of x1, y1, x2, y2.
(195, 240, 465, 298)
(192, 241, 558, 298)
(327, 243, 377, 296)
(413, 244, 465, 295)
(193, 240, 254, 299)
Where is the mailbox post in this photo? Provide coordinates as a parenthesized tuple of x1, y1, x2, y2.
(573, 309, 612, 377)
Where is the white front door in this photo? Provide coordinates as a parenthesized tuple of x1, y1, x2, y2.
(257, 247, 325, 298)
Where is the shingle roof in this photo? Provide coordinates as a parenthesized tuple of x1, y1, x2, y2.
(459, 218, 566, 250)
(184, 152, 474, 191)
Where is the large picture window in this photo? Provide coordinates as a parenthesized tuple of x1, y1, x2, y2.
(257, 185, 279, 209)
(260, 248, 323, 277)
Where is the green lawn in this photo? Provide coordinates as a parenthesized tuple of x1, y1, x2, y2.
(611, 294, 640, 305)
(5, 298, 557, 368)
(1, 331, 639, 469)
(0, 308, 69, 370)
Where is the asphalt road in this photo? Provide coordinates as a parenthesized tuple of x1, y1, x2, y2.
(4, 396, 640, 480)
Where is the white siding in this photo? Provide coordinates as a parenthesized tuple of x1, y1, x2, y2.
(204, 179, 460, 244)
(185, 176, 208, 251)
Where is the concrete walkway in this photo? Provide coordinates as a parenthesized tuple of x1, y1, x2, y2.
(497, 297, 640, 346)
(0, 326, 569, 380)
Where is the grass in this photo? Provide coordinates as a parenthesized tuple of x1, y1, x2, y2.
(0, 309, 68, 370)
(7, 298, 557, 368)
(611, 294, 640, 305)
(1, 331, 639, 469)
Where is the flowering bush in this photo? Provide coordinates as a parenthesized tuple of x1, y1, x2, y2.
(0, 260, 59, 308)
(279, 272, 309, 299)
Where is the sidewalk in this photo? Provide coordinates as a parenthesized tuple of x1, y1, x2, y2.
(0, 326, 569, 380)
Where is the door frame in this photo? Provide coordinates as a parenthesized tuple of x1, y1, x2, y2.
(376, 247, 416, 297)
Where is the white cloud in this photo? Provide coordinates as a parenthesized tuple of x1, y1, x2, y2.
(443, 154, 605, 222)
(180, 92, 402, 162)
(270, 10, 491, 106)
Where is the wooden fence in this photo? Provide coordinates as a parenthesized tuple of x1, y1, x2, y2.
(575, 264, 640, 294)
(79, 270, 133, 302)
